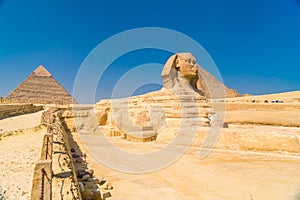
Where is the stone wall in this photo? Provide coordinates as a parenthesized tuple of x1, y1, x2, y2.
(95, 88, 212, 142)
(31, 109, 83, 200)
(0, 104, 43, 119)
(33, 108, 112, 200)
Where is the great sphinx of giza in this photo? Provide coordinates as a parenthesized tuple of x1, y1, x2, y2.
(93, 52, 212, 143)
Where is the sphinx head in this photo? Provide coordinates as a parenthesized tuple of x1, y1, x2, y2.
(175, 53, 197, 81)
(161, 53, 204, 95)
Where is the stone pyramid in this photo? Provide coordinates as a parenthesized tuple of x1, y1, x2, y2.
(196, 64, 240, 98)
(5, 65, 76, 104)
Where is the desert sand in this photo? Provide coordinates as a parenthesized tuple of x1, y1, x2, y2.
(73, 124, 300, 200)
(228, 91, 300, 103)
(222, 91, 300, 127)
(0, 111, 44, 200)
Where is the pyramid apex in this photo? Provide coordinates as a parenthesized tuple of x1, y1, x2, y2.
(33, 65, 52, 77)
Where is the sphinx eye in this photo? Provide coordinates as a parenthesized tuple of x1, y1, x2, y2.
(186, 58, 196, 65)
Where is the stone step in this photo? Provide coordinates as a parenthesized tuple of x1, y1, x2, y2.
(164, 118, 210, 127)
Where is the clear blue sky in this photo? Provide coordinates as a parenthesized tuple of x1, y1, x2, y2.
(0, 0, 300, 103)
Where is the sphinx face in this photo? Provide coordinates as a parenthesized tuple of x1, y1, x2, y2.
(176, 56, 197, 79)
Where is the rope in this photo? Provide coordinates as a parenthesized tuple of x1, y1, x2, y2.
(45, 137, 49, 160)
(40, 168, 45, 200)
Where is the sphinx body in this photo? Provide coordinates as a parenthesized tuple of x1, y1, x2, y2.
(95, 53, 212, 143)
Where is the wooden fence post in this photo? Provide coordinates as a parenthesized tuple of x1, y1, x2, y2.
(31, 160, 52, 200)
(40, 133, 53, 160)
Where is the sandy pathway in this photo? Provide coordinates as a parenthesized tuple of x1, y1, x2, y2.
(73, 132, 300, 200)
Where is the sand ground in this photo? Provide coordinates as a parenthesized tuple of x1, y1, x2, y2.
(0, 111, 44, 200)
(73, 125, 300, 200)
